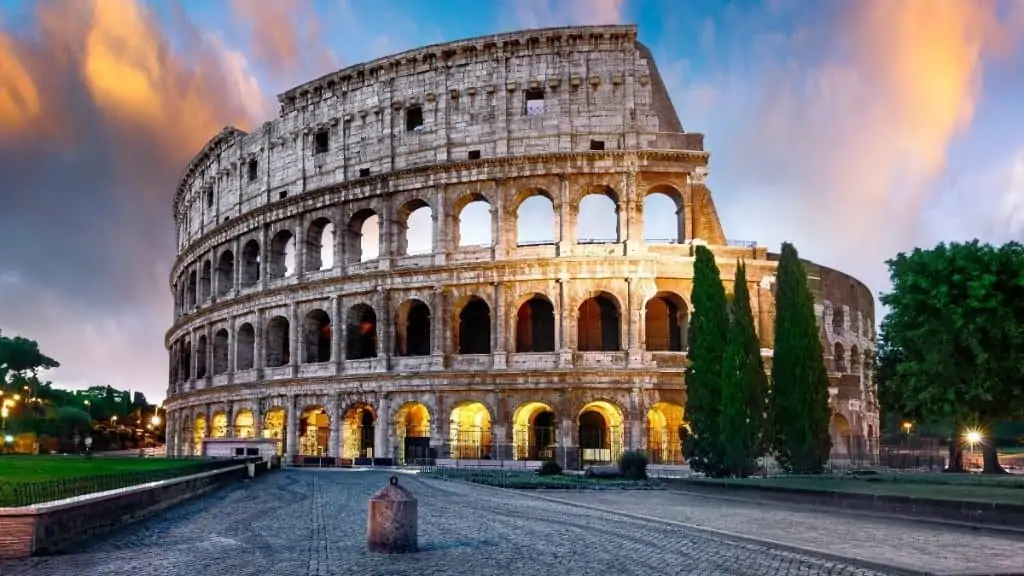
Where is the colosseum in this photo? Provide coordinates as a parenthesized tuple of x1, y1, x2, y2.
(163, 24, 879, 469)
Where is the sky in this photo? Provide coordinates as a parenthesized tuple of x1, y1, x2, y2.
(1, 0, 1023, 403)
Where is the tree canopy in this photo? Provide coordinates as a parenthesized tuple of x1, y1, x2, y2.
(0, 330, 59, 386)
(878, 240, 1024, 473)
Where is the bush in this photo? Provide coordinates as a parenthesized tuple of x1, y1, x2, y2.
(618, 450, 648, 480)
(537, 460, 562, 476)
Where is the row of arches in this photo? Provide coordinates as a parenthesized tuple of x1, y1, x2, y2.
(832, 342, 871, 375)
(170, 291, 690, 381)
(179, 400, 687, 465)
(175, 186, 688, 315)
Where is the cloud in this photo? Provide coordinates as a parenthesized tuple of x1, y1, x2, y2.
(0, 0, 276, 398)
(229, 0, 340, 85)
(682, 0, 1024, 301)
(504, 0, 625, 29)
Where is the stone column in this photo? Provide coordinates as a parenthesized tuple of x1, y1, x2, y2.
(334, 205, 346, 271)
(556, 176, 571, 256)
(226, 404, 235, 438)
(557, 278, 573, 367)
(375, 395, 391, 461)
(285, 395, 298, 462)
(492, 281, 506, 369)
(622, 170, 641, 254)
(253, 400, 265, 439)
(232, 237, 241, 295)
(294, 218, 306, 280)
(258, 224, 269, 290)
(432, 189, 447, 267)
(430, 287, 445, 370)
(254, 309, 265, 379)
(331, 295, 342, 371)
(376, 287, 391, 372)
(329, 395, 342, 458)
(492, 179, 506, 260)
(227, 317, 236, 386)
(626, 278, 643, 367)
(289, 302, 299, 376)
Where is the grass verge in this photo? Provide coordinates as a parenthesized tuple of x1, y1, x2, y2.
(426, 468, 663, 490)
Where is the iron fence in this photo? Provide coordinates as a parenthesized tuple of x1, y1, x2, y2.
(0, 457, 245, 508)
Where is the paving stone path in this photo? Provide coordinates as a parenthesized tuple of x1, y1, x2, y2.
(0, 470, 915, 576)
(542, 488, 1024, 575)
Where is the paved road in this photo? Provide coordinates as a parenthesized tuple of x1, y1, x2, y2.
(1, 471, 893, 576)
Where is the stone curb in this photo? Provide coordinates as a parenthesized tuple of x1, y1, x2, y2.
(420, 474, 1020, 576)
(666, 486, 1024, 538)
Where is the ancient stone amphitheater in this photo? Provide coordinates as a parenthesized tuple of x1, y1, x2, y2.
(164, 24, 878, 469)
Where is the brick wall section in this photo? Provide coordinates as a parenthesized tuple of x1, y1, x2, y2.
(0, 463, 265, 559)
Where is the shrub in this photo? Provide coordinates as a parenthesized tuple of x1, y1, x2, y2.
(618, 450, 648, 480)
(537, 460, 562, 476)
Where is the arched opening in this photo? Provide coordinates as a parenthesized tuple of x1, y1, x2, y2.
(302, 309, 332, 363)
(241, 240, 260, 287)
(398, 199, 433, 255)
(210, 412, 228, 438)
(263, 408, 286, 455)
(186, 270, 197, 309)
(215, 250, 234, 297)
(342, 403, 376, 459)
(192, 414, 207, 455)
(457, 297, 491, 354)
(234, 409, 254, 439)
(643, 186, 685, 243)
(181, 340, 192, 379)
(516, 192, 555, 245)
(394, 299, 431, 356)
(268, 229, 296, 279)
(833, 342, 846, 373)
(299, 406, 330, 456)
(178, 416, 191, 455)
(850, 345, 861, 376)
(832, 305, 845, 335)
(346, 304, 378, 360)
(645, 292, 689, 351)
(830, 413, 851, 457)
(577, 293, 620, 351)
(578, 401, 624, 465)
(646, 402, 686, 464)
(576, 188, 619, 243)
(346, 209, 379, 262)
(212, 329, 229, 375)
(512, 402, 557, 460)
(515, 295, 555, 352)
(304, 217, 335, 272)
(195, 335, 208, 378)
(449, 401, 492, 459)
(265, 316, 290, 367)
(456, 195, 492, 247)
(199, 260, 212, 302)
(394, 402, 431, 465)
(236, 323, 255, 370)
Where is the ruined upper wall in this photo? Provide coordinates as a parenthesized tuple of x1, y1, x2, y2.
(172, 25, 703, 249)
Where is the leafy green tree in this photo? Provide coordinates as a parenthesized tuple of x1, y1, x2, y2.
(684, 245, 730, 476)
(719, 262, 770, 477)
(0, 331, 60, 389)
(878, 240, 1024, 474)
(770, 243, 832, 473)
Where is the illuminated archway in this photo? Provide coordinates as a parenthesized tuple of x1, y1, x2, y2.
(210, 412, 228, 438)
(394, 402, 431, 464)
(263, 407, 286, 455)
(831, 413, 851, 456)
(299, 406, 330, 456)
(646, 402, 686, 464)
(577, 401, 624, 464)
(192, 414, 207, 455)
(342, 403, 376, 460)
(449, 401, 492, 459)
(511, 401, 558, 460)
(234, 409, 255, 439)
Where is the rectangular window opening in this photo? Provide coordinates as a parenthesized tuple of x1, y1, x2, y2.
(589, 140, 605, 151)
(359, 168, 371, 178)
(406, 106, 424, 131)
(279, 190, 288, 200)
(205, 190, 213, 208)
(246, 448, 259, 456)
(467, 149, 481, 160)
(314, 130, 330, 154)
(234, 448, 245, 456)
(247, 159, 258, 182)
(524, 88, 545, 116)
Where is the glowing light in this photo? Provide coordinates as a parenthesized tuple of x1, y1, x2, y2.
(964, 429, 983, 445)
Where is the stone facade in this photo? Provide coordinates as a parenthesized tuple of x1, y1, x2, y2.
(163, 24, 877, 468)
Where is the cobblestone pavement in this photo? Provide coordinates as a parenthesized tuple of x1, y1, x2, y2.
(540, 489, 1024, 575)
(1, 471, 898, 576)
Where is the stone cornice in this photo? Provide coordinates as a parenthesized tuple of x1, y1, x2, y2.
(169, 149, 709, 280)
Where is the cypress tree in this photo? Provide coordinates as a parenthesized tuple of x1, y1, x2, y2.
(770, 243, 832, 473)
(719, 262, 769, 477)
(684, 245, 730, 476)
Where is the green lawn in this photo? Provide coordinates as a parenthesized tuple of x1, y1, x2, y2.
(684, 474, 1024, 505)
(427, 468, 663, 490)
(0, 456, 232, 506)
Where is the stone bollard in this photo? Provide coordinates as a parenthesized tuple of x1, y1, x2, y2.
(367, 476, 418, 554)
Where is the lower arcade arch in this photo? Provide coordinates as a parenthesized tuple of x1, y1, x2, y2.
(210, 412, 228, 438)
(449, 401, 492, 459)
(263, 408, 286, 455)
(342, 403, 376, 460)
(394, 402, 431, 464)
(234, 409, 255, 439)
(299, 406, 330, 456)
(646, 402, 686, 464)
(192, 414, 207, 455)
(512, 402, 558, 460)
(577, 401, 624, 464)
